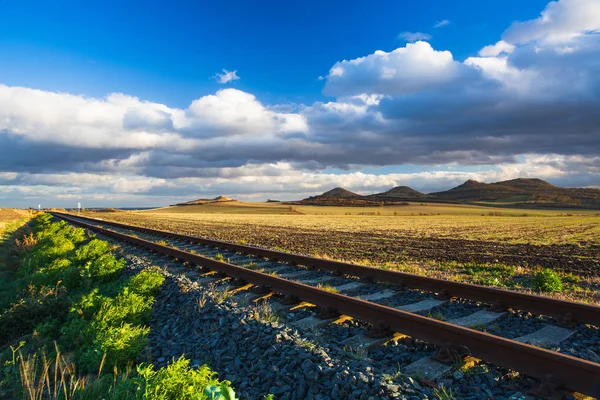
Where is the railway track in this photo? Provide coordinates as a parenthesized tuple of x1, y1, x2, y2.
(52, 212, 600, 397)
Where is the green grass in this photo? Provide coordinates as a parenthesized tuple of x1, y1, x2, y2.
(532, 269, 564, 293)
(0, 215, 32, 312)
(0, 213, 236, 399)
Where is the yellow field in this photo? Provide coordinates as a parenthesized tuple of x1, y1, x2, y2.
(135, 202, 600, 245)
(149, 200, 600, 215)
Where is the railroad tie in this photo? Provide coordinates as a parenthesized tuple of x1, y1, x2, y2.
(292, 315, 337, 330)
(403, 357, 453, 380)
(358, 290, 396, 301)
(448, 310, 506, 328)
(331, 281, 365, 292)
(278, 270, 313, 279)
(396, 298, 447, 313)
(515, 325, 575, 348)
(298, 276, 336, 285)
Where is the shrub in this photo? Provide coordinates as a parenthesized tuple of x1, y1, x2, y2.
(136, 356, 234, 400)
(532, 269, 563, 293)
(75, 239, 111, 263)
(81, 253, 126, 282)
(79, 323, 150, 370)
(94, 288, 154, 327)
(128, 270, 166, 296)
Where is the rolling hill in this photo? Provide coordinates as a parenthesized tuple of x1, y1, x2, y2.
(430, 178, 600, 207)
(292, 187, 384, 206)
(369, 186, 427, 202)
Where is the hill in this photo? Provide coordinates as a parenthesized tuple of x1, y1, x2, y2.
(174, 195, 236, 206)
(319, 187, 362, 199)
(370, 186, 426, 202)
(431, 178, 600, 207)
(292, 187, 384, 206)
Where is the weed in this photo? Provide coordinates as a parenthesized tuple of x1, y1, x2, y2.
(532, 269, 563, 293)
(342, 345, 368, 360)
(250, 301, 280, 323)
(197, 293, 208, 308)
(381, 363, 402, 382)
(156, 240, 169, 246)
(561, 272, 580, 284)
(214, 253, 224, 261)
(425, 312, 446, 321)
(315, 283, 340, 293)
(214, 288, 232, 304)
(470, 323, 487, 332)
(14, 233, 37, 254)
(433, 385, 456, 400)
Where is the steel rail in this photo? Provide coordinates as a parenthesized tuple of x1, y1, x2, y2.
(54, 212, 600, 396)
(51, 212, 600, 327)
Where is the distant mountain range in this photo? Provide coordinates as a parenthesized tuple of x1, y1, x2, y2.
(291, 178, 600, 208)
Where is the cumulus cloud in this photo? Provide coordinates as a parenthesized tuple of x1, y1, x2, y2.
(478, 40, 515, 56)
(502, 0, 600, 45)
(323, 42, 462, 97)
(397, 32, 432, 42)
(214, 69, 240, 84)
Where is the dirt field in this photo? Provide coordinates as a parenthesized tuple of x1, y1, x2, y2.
(84, 204, 600, 276)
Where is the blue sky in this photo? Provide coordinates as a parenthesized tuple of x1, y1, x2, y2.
(0, 0, 549, 106)
(0, 0, 599, 207)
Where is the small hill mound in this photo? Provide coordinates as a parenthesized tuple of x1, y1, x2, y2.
(320, 187, 362, 199)
(174, 195, 236, 206)
(213, 195, 233, 202)
(379, 186, 424, 198)
(294, 187, 382, 207)
(369, 186, 426, 203)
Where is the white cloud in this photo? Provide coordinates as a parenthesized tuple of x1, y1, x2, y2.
(214, 69, 240, 84)
(185, 88, 307, 136)
(434, 20, 450, 28)
(479, 40, 516, 56)
(503, 0, 600, 45)
(397, 32, 432, 42)
(0, 85, 307, 149)
(324, 42, 460, 97)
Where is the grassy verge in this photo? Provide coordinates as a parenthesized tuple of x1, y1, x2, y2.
(0, 213, 237, 399)
(366, 258, 600, 305)
(0, 213, 33, 313)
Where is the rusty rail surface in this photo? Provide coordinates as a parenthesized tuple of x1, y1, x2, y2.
(53, 212, 600, 396)
(52, 212, 600, 327)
